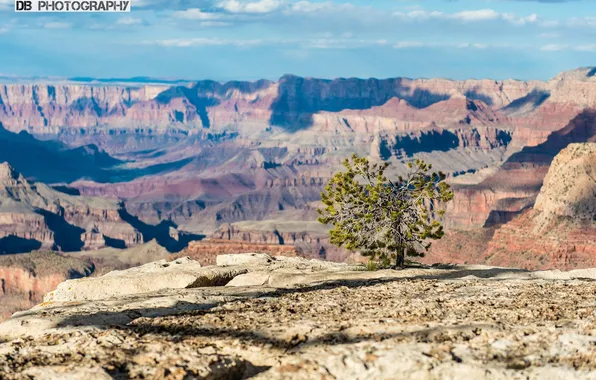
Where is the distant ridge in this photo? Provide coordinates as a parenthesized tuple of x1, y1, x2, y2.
(68, 76, 196, 85)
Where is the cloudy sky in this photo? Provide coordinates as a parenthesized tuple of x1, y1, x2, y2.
(0, 0, 595, 80)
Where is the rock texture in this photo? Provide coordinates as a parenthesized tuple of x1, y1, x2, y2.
(0, 251, 93, 321)
(43, 254, 360, 304)
(1, 255, 596, 379)
(0, 162, 145, 253)
(180, 239, 299, 266)
(430, 143, 596, 270)
(533, 143, 596, 228)
(45, 257, 242, 302)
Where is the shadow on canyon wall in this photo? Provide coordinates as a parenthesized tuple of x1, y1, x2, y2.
(0, 206, 206, 255)
(393, 130, 460, 158)
(154, 79, 272, 129)
(118, 207, 206, 253)
(269, 75, 451, 131)
(501, 90, 551, 114)
(464, 89, 494, 106)
(0, 236, 42, 254)
(504, 109, 596, 169)
(0, 123, 193, 184)
(36, 209, 86, 252)
(483, 206, 533, 228)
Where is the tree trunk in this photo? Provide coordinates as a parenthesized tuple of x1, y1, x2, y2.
(395, 247, 406, 269)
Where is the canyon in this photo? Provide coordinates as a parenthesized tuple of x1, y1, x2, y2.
(2, 67, 596, 321)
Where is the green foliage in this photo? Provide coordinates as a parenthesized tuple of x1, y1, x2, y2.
(317, 155, 454, 268)
(365, 259, 378, 272)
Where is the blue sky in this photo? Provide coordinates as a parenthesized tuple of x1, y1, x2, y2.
(0, 0, 595, 80)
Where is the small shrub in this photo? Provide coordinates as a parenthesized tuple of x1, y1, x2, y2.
(318, 155, 453, 268)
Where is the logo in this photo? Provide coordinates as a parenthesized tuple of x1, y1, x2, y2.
(15, 0, 131, 12)
(15, 1, 32, 10)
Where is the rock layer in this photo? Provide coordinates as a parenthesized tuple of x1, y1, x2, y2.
(0, 162, 143, 253)
(432, 143, 596, 270)
(0, 251, 93, 321)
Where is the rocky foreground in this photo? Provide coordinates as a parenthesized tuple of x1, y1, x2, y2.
(1, 254, 596, 379)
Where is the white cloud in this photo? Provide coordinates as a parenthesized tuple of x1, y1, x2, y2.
(43, 22, 72, 29)
(540, 20, 560, 28)
(288, 1, 354, 13)
(393, 41, 524, 50)
(289, 1, 327, 13)
(453, 9, 500, 22)
(198, 21, 231, 27)
(567, 17, 596, 28)
(394, 10, 443, 20)
(145, 37, 265, 47)
(393, 41, 425, 49)
(576, 44, 596, 52)
(218, 0, 281, 14)
(541, 44, 567, 51)
(394, 8, 539, 26)
(145, 36, 388, 49)
(501, 12, 538, 26)
(117, 17, 142, 25)
(538, 32, 560, 39)
(172, 8, 221, 20)
(540, 44, 596, 52)
(458, 43, 489, 49)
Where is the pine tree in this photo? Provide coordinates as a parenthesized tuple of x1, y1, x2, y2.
(317, 155, 454, 268)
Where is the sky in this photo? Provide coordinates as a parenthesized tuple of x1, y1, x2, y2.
(0, 0, 595, 80)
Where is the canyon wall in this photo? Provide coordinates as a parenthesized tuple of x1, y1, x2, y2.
(0, 162, 143, 253)
(430, 143, 596, 270)
(0, 251, 94, 320)
(1, 68, 596, 262)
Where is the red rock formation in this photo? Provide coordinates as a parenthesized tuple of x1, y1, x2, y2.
(2, 68, 596, 264)
(210, 223, 353, 263)
(0, 162, 142, 253)
(481, 211, 596, 270)
(434, 143, 596, 270)
(0, 251, 93, 321)
(446, 108, 596, 230)
(0, 69, 587, 139)
(179, 239, 298, 266)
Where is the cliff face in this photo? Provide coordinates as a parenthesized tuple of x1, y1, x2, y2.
(209, 223, 354, 263)
(532, 143, 596, 228)
(1, 68, 596, 263)
(446, 107, 596, 230)
(434, 143, 596, 270)
(0, 69, 588, 139)
(213, 223, 324, 246)
(0, 251, 93, 321)
(481, 211, 596, 270)
(0, 162, 142, 253)
(180, 239, 298, 266)
(0, 84, 165, 132)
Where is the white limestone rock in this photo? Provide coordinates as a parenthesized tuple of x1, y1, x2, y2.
(216, 253, 275, 266)
(45, 257, 248, 302)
